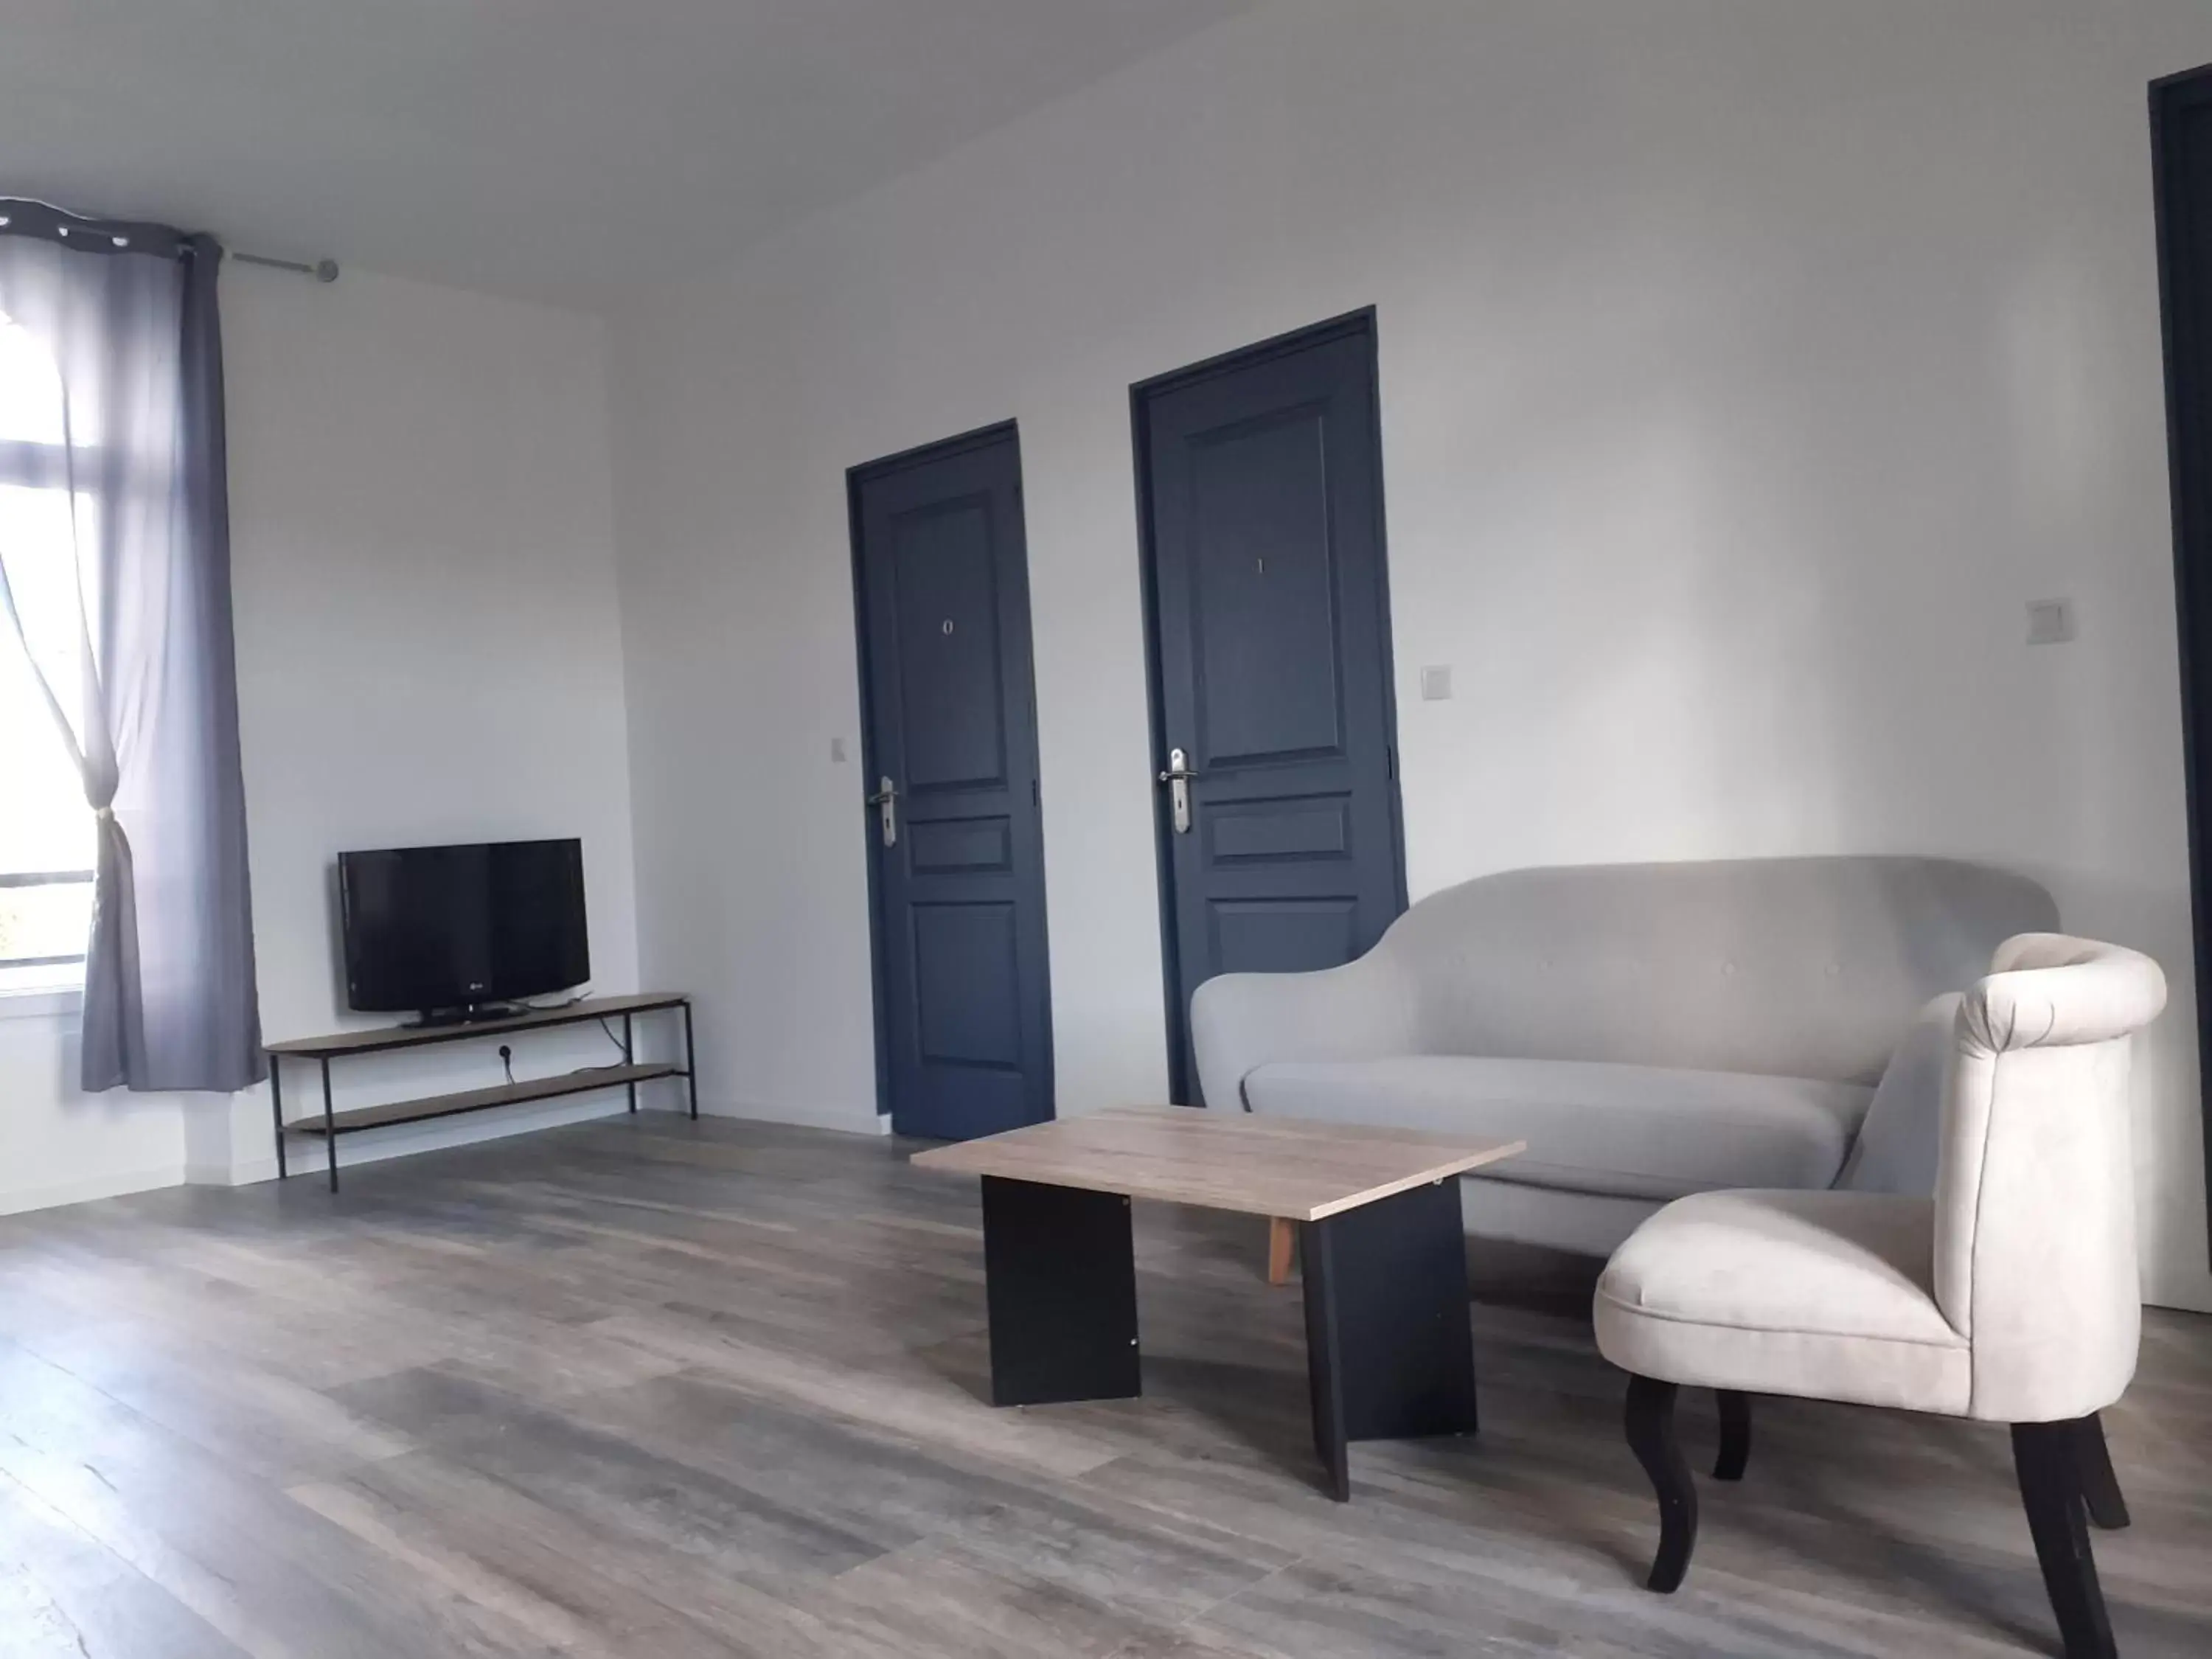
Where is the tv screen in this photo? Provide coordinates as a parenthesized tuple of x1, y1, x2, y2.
(339, 838, 588, 1016)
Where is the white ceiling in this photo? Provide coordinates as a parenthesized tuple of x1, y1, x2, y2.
(1, 0, 1253, 308)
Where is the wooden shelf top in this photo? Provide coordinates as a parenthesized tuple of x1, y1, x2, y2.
(911, 1105, 1523, 1222)
(267, 993, 688, 1059)
(288, 1062, 680, 1135)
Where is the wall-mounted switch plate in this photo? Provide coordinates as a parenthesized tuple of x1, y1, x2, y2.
(830, 736, 849, 763)
(2027, 599, 2076, 647)
(1419, 665, 1453, 701)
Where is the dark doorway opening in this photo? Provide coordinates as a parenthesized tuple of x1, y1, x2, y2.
(2153, 62, 2212, 1259)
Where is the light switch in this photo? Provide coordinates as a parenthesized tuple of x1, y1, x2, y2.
(830, 737, 849, 763)
(1419, 665, 1453, 702)
(2027, 599, 2076, 647)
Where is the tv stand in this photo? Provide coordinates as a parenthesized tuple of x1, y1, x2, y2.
(265, 992, 695, 1192)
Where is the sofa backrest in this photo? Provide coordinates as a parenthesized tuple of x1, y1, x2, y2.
(1379, 856, 2057, 1085)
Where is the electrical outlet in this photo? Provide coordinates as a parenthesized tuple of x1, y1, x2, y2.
(1419, 665, 1453, 701)
(2027, 599, 2076, 646)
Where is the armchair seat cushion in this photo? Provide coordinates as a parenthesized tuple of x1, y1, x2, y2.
(1239, 1056, 1871, 1200)
(1594, 1189, 1969, 1414)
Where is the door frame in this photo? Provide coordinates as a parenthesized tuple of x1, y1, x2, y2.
(845, 418, 1055, 1126)
(1127, 308, 1410, 1103)
(2152, 63, 2212, 1257)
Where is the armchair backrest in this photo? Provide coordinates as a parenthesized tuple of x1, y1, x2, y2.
(1377, 856, 2056, 1083)
(1933, 935, 2166, 1423)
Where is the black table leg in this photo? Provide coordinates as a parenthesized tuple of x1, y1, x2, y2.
(624, 1012, 637, 1113)
(1300, 1178, 1478, 1501)
(321, 1057, 338, 1193)
(981, 1176, 1141, 1407)
(682, 1001, 698, 1119)
(269, 1055, 288, 1180)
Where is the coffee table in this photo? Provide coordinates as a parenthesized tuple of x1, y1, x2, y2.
(912, 1106, 1523, 1500)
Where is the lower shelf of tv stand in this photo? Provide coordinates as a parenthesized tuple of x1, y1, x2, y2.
(288, 1062, 683, 1137)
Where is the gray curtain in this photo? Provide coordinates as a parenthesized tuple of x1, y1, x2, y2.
(0, 201, 263, 1092)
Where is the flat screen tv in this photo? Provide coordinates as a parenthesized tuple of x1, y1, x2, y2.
(339, 838, 588, 1023)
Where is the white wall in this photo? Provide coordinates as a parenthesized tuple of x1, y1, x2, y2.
(0, 1009, 191, 1213)
(608, 0, 2212, 1309)
(1, 261, 644, 1209)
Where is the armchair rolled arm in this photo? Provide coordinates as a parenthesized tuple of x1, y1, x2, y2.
(1189, 953, 1421, 1110)
(1966, 934, 2167, 1052)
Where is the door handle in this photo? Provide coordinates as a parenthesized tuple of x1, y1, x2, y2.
(866, 777, 899, 847)
(1156, 748, 1198, 835)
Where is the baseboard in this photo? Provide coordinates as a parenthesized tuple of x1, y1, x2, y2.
(2143, 1270, 2212, 1315)
(198, 1157, 281, 1187)
(0, 1164, 187, 1217)
(700, 1095, 889, 1136)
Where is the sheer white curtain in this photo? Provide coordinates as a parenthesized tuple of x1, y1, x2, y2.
(0, 204, 262, 1092)
(0, 315, 97, 984)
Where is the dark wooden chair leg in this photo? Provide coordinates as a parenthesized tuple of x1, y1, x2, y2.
(2073, 1416, 2130, 1531)
(1625, 1375, 1698, 1593)
(1714, 1390, 1751, 1481)
(2013, 1421, 2118, 1659)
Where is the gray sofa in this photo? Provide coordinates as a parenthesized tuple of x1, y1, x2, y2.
(1189, 856, 2057, 1256)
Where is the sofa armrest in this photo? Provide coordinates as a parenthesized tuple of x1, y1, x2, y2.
(1189, 954, 1420, 1110)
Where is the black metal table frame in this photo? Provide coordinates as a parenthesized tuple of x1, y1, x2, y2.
(978, 1173, 1478, 1500)
(269, 998, 699, 1193)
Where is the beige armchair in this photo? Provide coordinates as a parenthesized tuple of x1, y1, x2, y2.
(1593, 935, 2166, 1659)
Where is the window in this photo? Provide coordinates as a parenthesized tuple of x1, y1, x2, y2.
(0, 310, 94, 992)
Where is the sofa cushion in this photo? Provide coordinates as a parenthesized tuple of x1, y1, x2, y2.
(1593, 1189, 1969, 1414)
(1239, 1055, 1871, 1201)
(1835, 992, 1961, 1196)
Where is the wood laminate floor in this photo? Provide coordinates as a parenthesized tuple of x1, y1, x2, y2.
(0, 1114, 2206, 1658)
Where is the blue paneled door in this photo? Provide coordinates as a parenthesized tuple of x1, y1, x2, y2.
(1135, 313, 1408, 1102)
(850, 424, 1054, 1139)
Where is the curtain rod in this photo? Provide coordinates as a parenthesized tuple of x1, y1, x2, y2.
(1, 195, 338, 283)
(232, 251, 341, 283)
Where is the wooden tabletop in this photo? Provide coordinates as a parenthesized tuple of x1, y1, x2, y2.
(910, 1106, 1523, 1222)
